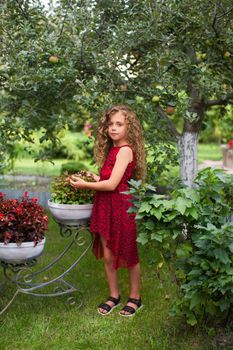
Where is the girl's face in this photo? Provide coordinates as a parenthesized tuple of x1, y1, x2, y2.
(107, 111, 128, 146)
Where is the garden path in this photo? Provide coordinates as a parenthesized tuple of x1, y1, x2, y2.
(199, 160, 233, 174)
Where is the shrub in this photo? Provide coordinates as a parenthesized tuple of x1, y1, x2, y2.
(171, 222, 233, 326)
(60, 161, 88, 174)
(127, 168, 233, 326)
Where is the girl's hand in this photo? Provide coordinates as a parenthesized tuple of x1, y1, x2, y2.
(86, 171, 100, 182)
(69, 175, 87, 189)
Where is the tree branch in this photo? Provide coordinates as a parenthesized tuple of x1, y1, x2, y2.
(15, 0, 29, 21)
(205, 93, 233, 107)
(212, 2, 220, 38)
(217, 6, 233, 19)
(155, 105, 181, 139)
(57, 9, 68, 42)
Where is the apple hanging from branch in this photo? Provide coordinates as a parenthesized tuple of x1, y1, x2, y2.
(49, 55, 59, 64)
(152, 95, 160, 103)
(166, 106, 175, 115)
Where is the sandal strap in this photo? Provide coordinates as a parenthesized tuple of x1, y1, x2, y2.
(127, 297, 141, 307)
(121, 305, 136, 315)
(98, 303, 111, 312)
(107, 296, 120, 305)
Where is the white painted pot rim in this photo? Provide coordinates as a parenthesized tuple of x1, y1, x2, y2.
(0, 238, 46, 263)
(0, 238, 46, 248)
(48, 199, 93, 209)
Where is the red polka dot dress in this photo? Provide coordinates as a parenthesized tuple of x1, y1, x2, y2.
(90, 145, 139, 270)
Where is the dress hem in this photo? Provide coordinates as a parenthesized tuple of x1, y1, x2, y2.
(91, 231, 139, 270)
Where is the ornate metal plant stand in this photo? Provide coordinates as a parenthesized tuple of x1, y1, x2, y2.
(0, 221, 93, 315)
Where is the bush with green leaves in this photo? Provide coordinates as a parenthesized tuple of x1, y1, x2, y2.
(128, 168, 233, 325)
(50, 171, 95, 204)
(146, 142, 179, 187)
(60, 162, 88, 175)
(171, 222, 233, 326)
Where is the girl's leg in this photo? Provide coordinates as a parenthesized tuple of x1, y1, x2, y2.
(99, 236, 120, 314)
(120, 262, 141, 315)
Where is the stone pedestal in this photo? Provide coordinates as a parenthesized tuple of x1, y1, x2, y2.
(221, 145, 233, 169)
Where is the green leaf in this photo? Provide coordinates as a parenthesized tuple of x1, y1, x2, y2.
(229, 243, 233, 253)
(187, 314, 197, 326)
(137, 233, 148, 245)
(213, 248, 230, 264)
(144, 220, 155, 231)
(225, 266, 233, 275)
(188, 269, 202, 277)
(187, 207, 199, 219)
(151, 207, 163, 220)
(176, 197, 187, 215)
(151, 233, 163, 242)
(165, 212, 178, 221)
(135, 213, 144, 220)
(190, 292, 203, 310)
(172, 230, 181, 239)
(218, 299, 230, 312)
(176, 243, 193, 258)
(138, 202, 152, 213)
(127, 206, 136, 214)
(146, 184, 156, 192)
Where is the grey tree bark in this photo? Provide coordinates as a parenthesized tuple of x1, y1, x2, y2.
(178, 131, 199, 187)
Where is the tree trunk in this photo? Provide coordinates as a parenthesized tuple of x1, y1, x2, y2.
(178, 83, 205, 187)
(178, 131, 199, 187)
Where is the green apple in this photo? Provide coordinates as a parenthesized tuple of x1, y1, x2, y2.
(136, 95, 144, 103)
(152, 95, 160, 103)
(49, 55, 59, 63)
(224, 51, 231, 59)
(196, 51, 202, 61)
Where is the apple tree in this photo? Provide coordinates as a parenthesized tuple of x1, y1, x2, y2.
(1, 0, 233, 187)
(76, 0, 233, 186)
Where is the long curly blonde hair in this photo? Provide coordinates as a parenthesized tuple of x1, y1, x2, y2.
(94, 104, 147, 183)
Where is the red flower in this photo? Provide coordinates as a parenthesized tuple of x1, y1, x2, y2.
(227, 140, 233, 149)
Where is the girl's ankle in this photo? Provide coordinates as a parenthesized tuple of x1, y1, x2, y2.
(110, 292, 120, 298)
(129, 294, 140, 300)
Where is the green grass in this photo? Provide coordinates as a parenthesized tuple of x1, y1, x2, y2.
(9, 159, 70, 176)
(9, 143, 223, 177)
(198, 143, 222, 163)
(0, 216, 218, 350)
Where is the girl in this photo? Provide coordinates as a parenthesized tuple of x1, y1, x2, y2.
(70, 105, 146, 317)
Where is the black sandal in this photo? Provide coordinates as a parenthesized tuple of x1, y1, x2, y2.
(98, 295, 121, 315)
(119, 297, 143, 317)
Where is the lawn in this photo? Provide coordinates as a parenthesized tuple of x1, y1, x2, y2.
(0, 216, 218, 350)
(0, 142, 229, 349)
(198, 143, 222, 163)
(8, 143, 223, 177)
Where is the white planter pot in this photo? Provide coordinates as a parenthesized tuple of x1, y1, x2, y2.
(0, 238, 46, 263)
(48, 200, 93, 225)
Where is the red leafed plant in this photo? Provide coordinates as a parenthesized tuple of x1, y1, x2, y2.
(227, 140, 233, 149)
(0, 192, 48, 245)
